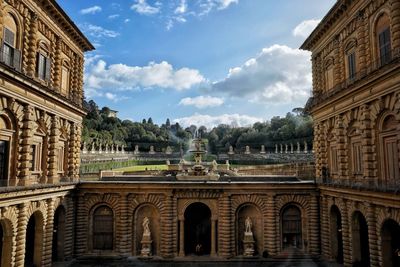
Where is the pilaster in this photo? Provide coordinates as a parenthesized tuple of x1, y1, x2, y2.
(309, 195, 320, 255)
(335, 115, 347, 180)
(320, 196, 330, 258)
(24, 13, 38, 77)
(161, 194, 174, 257)
(218, 194, 233, 258)
(42, 198, 55, 267)
(116, 193, 129, 255)
(52, 38, 62, 91)
(47, 115, 59, 184)
(14, 203, 28, 267)
(390, 0, 400, 50)
(17, 105, 34, 186)
(265, 194, 277, 256)
(67, 123, 75, 180)
(366, 204, 379, 267)
(74, 196, 87, 256)
(64, 196, 75, 260)
(360, 104, 376, 183)
(357, 10, 367, 73)
(342, 200, 352, 267)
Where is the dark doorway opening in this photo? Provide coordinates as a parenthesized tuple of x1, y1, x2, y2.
(0, 141, 9, 186)
(330, 206, 343, 264)
(0, 222, 3, 265)
(52, 206, 66, 262)
(381, 219, 400, 267)
(184, 202, 211, 255)
(352, 211, 370, 267)
(282, 205, 302, 249)
(25, 215, 36, 267)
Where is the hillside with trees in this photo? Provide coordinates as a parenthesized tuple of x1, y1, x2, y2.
(82, 100, 313, 153)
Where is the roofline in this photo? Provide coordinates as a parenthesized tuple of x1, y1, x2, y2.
(45, 0, 95, 52)
(300, 0, 346, 51)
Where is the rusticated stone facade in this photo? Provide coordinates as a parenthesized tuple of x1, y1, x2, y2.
(0, 0, 93, 266)
(302, 0, 400, 266)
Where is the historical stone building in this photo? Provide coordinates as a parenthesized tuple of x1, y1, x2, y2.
(0, 0, 93, 266)
(0, 0, 399, 267)
(302, 0, 400, 266)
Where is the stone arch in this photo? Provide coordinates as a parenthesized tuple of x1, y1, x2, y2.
(179, 199, 218, 219)
(351, 210, 370, 267)
(380, 219, 400, 267)
(329, 205, 344, 264)
(132, 203, 161, 256)
(344, 37, 358, 53)
(280, 203, 303, 250)
(235, 203, 263, 256)
(2, 8, 23, 49)
(89, 204, 114, 252)
(25, 210, 45, 267)
(370, 8, 392, 63)
(0, 218, 14, 267)
(52, 205, 66, 262)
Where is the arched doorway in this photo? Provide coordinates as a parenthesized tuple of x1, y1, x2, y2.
(352, 211, 370, 267)
(52, 206, 66, 262)
(236, 204, 263, 256)
(25, 212, 44, 267)
(0, 220, 12, 267)
(381, 219, 400, 267)
(92, 205, 113, 251)
(330, 205, 343, 264)
(281, 205, 302, 249)
(184, 202, 211, 255)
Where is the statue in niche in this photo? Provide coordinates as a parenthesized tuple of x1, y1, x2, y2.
(245, 217, 253, 234)
(243, 216, 255, 256)
(143, 217, 151, 236)
(140, 217, 152, 257)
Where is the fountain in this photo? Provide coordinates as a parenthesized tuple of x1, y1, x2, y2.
(176, 134, 220, 181)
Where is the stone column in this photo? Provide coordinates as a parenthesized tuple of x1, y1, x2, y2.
(73, 125, 82, 181)
(333, 38, 341, 86)
(211, 218, 217, 256)
(24, 12, 38, 77)
(74, 196, 87, 256)
(67, 122, 76, 181)
(178, 218, 185, 257)
(265, 195, 277, 256)
(161, 194, 174, 258)
(335, 115, 347, 181)
(314, 124, 322, 178)
(47, 116, 59, 184)
(320, 196, 330, 258)
(342, 200, 352, 267)
(218, 194, 232, 258)
(357, 10, 367, 73)
(360, 104, 376, 184)
(64, 196, 75, 260)
(17, 105, 34, 186)
(77, 57, 84, 107)
(70, 54, 79, 103)
(316, 54, 324, 92)
(52, 38, 62, 91)
(42, 199, 55, 267)
(308, 195, 320, 255)
(366, 204, 379, 267)
(14, 203, 28, 267)
(116, 193, 129, 255)
(391, 0, 400, 50)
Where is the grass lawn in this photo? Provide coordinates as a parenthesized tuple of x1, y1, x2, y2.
(113, 164, 168, 172)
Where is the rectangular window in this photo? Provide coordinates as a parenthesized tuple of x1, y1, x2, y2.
(61, 66, 70, 96)
(383, 136, 399, 180)
(379, 28, 392, 65)
(330, 146, 338, 173)
(37, 53, 51, 81)
(58, 146, 64, 172)
(348, 52, 356, 80)
(30, 145, 36, 172)
(1, 27, 20, 70)
(352, 142, 363, 175)
(326, 67, 334, 90)
(0, 140, 9, 182)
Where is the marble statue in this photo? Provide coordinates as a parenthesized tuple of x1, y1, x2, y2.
(141, 217, 152, 257)
(243, 216, 255, 256)
(228, 145, 234, 155)
(260, 145, 266, 154)
(245, 146, 251, 154)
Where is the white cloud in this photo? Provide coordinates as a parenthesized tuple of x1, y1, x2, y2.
(104, 92, 128, 102)
(85, 59, 205, 94)
(175, 0, 187, 14)
(80, 23, 119, 38)
(173, 113, 261, 128)
(131, 0, 160, 15)
(218, 0, 239, 9)
(80, 6, 102, 15)
(108, 14, 120, 19)
(124, 19, 131, 23)
(293, 19, 321, 38)
(211, 44, 312, 106)
(179, 96, 224, 109)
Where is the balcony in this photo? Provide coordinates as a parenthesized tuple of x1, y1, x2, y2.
(316, 176, 400, 193)
(306, 47, 400, 111)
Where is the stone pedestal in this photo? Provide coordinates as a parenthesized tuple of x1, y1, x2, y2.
(243, 233, 255, 257)
(260, 145, 266, 154)
(140, 234, 152, 257)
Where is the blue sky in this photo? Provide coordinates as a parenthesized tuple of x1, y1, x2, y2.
(58, 0, 335, 128)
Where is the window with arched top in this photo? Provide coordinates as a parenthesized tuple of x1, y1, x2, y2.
(375, 13, 392, 66)
(0, 113, 16, 186)
(92, 206, 114, 250)
(379, 115, 399, 182)
(1, 13, 21, 70)
(345, 40, 357, 80)
(36, 42, 51, 81)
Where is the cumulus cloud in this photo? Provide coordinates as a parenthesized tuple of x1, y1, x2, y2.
(131, 0, 161, 15)
(175, 0, 187, 14)
(85, 59, 205, 94)
(293, 19, 321, 38)
(173, 113, 261, 128)
(211, 44, 312, 106)
(80, 23, 119, 38)
(179, 96, 224, 109)
(80, 6, 102, 15)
